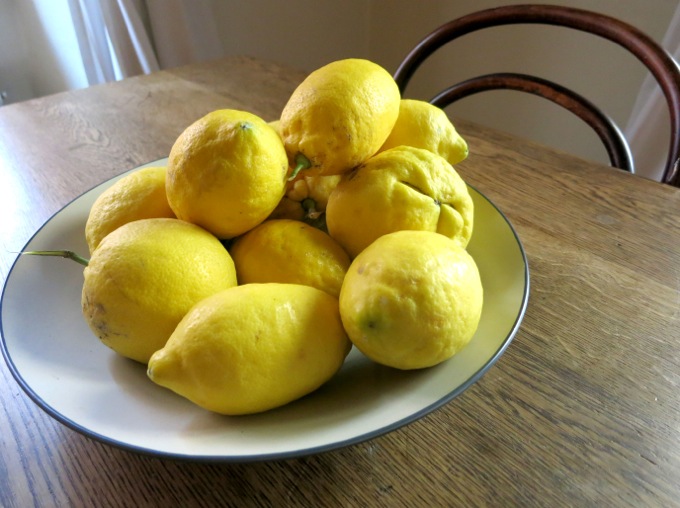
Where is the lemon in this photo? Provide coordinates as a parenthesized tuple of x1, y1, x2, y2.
(147, 283, 351, 415)
(268, 196, 306, 221)
(85, 166, 175, 254)
(82, 218, 238, 364)
(292, 174, 342, 213)
(280, 58, 401, 176)
(268, 118, 281, 134)
(230, 219, 350, 297)
(326, 146, 474, 258)
(378, 99, 469, 166)
(339, 230, 483, 370)
(166, 109, 289, 239)
(269, 173, 342, 226)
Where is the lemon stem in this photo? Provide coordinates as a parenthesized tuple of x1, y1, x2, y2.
(302, 198, 322, 219)
(288, 153, 311, 181)
(21, 250, 90, 267)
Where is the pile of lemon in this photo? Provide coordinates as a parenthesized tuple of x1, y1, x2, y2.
(81, 58, 483, 416)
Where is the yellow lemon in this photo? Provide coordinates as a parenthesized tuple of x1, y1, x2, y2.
(82, 218, 238, 364)
(326, 146, 474, 258)
(293, 174, 343, 213)
(267, 196, 306, 221)
(230, 219, 350, 297)
(268, 118, 281, 134)
(269, 173, 342, 226)
(85, 166, 175, 254)
(280, 58, 401, 177)
(166, 109, 288, 239)
(147, 283, 352, 415)
(339, 230, 483, 370)
(378, 99, 469, 166)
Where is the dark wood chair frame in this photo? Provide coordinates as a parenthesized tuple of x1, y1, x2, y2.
(393, 4, 680, 186)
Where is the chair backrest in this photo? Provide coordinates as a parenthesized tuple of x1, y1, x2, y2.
(393, 4, 680, 186)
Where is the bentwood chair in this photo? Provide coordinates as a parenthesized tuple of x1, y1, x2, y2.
(394, 4, 680, 187)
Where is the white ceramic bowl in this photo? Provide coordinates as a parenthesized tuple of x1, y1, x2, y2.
(0, 159, 529, 462)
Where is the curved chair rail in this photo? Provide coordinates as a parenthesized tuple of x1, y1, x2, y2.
(394, 4, 680, 185)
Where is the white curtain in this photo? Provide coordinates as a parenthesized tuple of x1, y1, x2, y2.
(67, 0, 223, 86)
(625, 4, 680, 182)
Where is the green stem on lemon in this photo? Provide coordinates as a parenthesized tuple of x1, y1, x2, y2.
(287, 153, 312, 181)
(300, 198, 328, 232)
(301, 198, 321, 219)
(21, 250, 90, 267)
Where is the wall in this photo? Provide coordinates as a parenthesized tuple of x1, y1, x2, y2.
(211, 0, 371, 72)
(209, 0, 677, 170)
(367, 0, 678, 167)
(0, 0, 676, 173)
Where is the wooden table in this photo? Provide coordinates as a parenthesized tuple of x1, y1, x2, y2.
(1, 56, 678, 507)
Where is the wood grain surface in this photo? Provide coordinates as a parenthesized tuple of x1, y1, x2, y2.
(1, 56, 678, 507)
